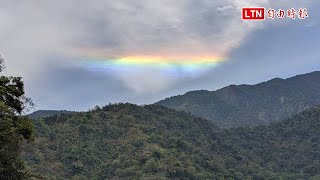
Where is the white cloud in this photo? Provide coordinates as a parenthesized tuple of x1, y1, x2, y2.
(117, 68, 177, 94)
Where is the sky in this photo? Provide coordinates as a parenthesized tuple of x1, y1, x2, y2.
(0, 1, 319, 111)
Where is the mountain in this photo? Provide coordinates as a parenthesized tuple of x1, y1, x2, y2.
(156, 71, 320, 127)
(27, 110, 76, 119)
(22, 103, 320, 179)
(223, 106, 320, 179)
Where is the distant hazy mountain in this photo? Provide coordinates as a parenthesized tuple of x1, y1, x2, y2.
(23, 103, 320, 179)
(156, 71, 320, 127)
(27, 110, 76, 119)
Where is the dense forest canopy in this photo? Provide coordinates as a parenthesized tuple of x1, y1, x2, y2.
(23, 103, 320, 179)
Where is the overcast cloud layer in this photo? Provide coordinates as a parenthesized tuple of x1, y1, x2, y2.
(0, 1, 319, 111)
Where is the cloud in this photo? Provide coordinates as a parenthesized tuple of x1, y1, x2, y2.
(66, 0, 271, 93)
(117, 68, 177, 94)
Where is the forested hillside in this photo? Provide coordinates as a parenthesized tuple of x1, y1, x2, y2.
(23, 103, 320, 179)
(28, 110, 76, 119)
(24, 104, 220, 179)
(156, 71, 320, 127)
(221, 106, 320, 179)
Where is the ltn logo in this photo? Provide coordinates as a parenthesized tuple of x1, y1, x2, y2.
(242, 8, 265, 20)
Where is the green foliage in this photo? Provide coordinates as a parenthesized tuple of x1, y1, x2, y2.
(23, 103, 320, 179)
(156, 71, 320, 127)
(0, 59, 34, 179)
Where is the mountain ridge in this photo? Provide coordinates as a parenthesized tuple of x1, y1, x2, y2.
(156, 71, 320, 127)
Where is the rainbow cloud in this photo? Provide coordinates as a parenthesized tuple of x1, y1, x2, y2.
(81, 54, 227, 75)
(74, 51, 228, 92)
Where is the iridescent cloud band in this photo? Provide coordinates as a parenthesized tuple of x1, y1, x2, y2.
(82, 55, 226, 73)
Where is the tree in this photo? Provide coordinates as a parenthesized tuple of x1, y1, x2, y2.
(0, 56, 34, 179)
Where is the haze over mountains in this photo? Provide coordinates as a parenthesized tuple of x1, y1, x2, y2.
(156, 71, 320, 127)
